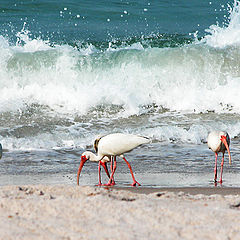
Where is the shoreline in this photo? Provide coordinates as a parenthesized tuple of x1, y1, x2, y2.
(0, 183, 240, 196)
(1, 183, 240, 196)
(114, 186, 240, 196)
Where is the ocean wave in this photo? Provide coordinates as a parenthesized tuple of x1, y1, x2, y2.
(1, 1, 240, 118)
(0, 39, 240, 115)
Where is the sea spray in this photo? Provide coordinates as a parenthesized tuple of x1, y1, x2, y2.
(201, 0, 240, 48)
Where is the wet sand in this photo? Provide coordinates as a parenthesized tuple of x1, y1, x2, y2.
(116, 186, 240, 195)
(0, 184, 240, 240)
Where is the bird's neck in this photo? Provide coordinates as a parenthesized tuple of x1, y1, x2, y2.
(87, 151, 103, 162)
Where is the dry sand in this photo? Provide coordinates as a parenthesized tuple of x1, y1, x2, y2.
(0, 185, 240, 240)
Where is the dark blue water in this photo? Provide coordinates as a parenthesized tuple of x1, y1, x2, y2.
(0, 0, 240, 188)
(0, 1, 226, 44)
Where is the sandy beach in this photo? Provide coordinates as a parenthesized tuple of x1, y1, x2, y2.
(0, 185, 240, 240)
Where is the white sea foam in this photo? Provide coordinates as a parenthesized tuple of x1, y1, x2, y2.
(0, 42, 237, 121)
(201, 0, 240, 48)
(2, 118, 239, 151)
(141, 121, 240, 145)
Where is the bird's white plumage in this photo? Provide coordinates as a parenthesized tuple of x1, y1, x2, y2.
(81, 151, 110, 162)
(206, 130, 231, 184)
(207, 131, 230, 153)
(97, 133, 150, 157)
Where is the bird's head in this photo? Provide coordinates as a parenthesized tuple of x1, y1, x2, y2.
(220, 133, 231, 165)
(77, 151, 91, 185)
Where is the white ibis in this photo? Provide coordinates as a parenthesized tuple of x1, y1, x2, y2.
(77, 133, 150, 186)
(207, 131, 231, 184)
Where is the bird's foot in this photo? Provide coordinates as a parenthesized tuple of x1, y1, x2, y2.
(96, 183, 103, 187)
(103, 181, 115, 186)
(131, 181, 141, 187)
(103, 183, 114, 186)
(111, 180, 116, 186)
(218, 179, 223, 184)
(213, 179, 223, 186)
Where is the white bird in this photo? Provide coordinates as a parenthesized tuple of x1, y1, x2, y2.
(77, 133, 150, 186)
(207, 131, 231, 184)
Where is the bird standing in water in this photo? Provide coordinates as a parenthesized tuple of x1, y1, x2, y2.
(77, 133, 150, 186)
(207, 131, 231, 184)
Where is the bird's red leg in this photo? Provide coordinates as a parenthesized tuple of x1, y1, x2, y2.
(97, 161, 102, 186)
(219, 153, 224, 184)
(101, 162, 110, 178)
(122, 157, 141, 187)
(110, 156, 115, 185)
(101, 161, 115, 185)
(104, 156, 117, 186)
(214, 153, 218, 183)
(111, 157, 113, 172)
(97, 161, 115, 186)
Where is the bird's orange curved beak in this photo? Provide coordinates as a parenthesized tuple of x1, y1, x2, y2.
(77, 156, 88, 185)
(221, 136, 231, 165)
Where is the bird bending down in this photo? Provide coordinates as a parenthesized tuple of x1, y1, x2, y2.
(207, 131, 231, 184)
(77, 133, 150, 186)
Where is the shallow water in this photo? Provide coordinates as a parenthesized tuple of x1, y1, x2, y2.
(0, 140, 239, 187)
(0, 1, 240, 187)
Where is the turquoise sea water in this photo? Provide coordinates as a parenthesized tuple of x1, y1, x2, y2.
(0, 1, 225, 43)
(0, 0, 240, 187)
